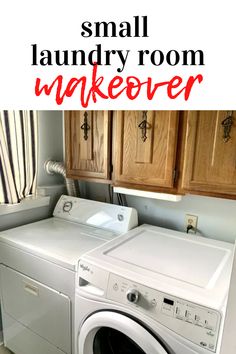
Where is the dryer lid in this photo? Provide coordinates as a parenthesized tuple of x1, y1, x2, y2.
(0, 218, 116, 270)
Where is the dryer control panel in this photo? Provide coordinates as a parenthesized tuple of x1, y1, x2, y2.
(53, 195, 138, 233)
(107, 273, 221, 352)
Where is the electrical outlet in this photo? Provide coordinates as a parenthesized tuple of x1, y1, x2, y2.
(185, 214, 198, 234)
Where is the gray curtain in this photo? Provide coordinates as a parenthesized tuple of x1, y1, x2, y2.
(0, 111, 38, 204)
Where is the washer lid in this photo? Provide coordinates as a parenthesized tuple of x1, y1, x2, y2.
(83, 225, 233, 308)
(105, 227, 230, 289)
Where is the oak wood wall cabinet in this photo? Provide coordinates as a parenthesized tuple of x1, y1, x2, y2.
(181, 111, 236, 197)
(113, 111, 179, 191)
(64, 111, 111, 182)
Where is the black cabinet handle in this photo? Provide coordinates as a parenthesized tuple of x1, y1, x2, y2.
(80, 112, 90, 141)
(138, 111, 148, 142)
(221, 112, 234, 143)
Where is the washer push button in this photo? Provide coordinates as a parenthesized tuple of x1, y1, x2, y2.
(113, 283, 119, 291)
(150, 298, 157, 308)
(200, 341, 207, 348)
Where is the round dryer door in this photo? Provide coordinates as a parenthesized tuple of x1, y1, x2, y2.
(78, 311, 170, 354)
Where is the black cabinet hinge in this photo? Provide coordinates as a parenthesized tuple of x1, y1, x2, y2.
(173, 168, 178, 183)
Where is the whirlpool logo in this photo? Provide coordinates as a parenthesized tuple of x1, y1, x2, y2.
(80, 263, 91, 272)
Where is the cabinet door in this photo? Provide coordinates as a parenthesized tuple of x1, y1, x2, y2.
(182, 111, 236, 196)
(114, 111, 179, 189)
(65, 111, 111, 181)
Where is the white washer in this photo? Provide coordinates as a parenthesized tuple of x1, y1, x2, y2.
(76, 224, 234, 354)
(0, 195, 138, 354)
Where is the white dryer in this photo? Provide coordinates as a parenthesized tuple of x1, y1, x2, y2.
(0, 195, 138, 354)
(76, 224, 234, 354)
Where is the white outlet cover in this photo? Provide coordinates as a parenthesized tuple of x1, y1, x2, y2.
(185, 214, 198, 232)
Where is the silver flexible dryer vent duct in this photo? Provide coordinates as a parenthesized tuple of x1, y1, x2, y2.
(44, 160, 77, 197)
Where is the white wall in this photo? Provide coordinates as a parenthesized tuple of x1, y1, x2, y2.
(38, 111, 64, 186)
(0, 206, 49, 232)
(82, 182, 236, 244)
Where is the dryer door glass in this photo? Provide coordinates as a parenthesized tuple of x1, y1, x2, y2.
(93, 327, 145, 354)
(79, 311, 169, 354)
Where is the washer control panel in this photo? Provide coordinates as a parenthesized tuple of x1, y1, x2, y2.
(107, 273, 221, 352)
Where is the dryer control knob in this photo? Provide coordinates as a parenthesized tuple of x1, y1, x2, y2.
(63, 201, 73, 212)
(126, 289, 139, 304)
